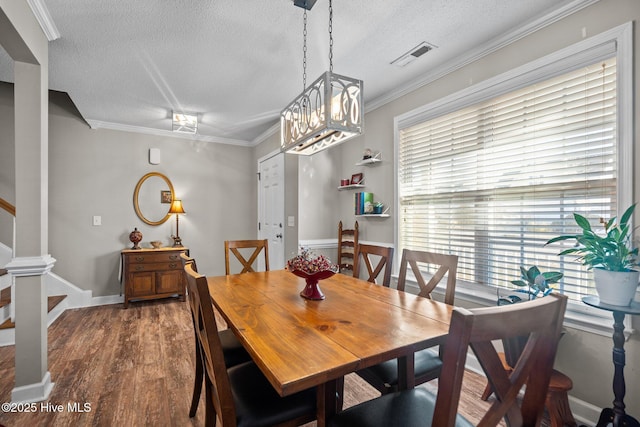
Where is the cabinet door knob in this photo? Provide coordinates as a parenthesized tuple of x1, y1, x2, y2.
(135, 266, 144, 271)
(135, 256, 145, 262)
(169, 263, 177, 268)
(169, 255, 178, 260)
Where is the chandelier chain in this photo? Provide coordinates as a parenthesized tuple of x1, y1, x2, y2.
(328, 0, 333, 72)
(303, 8, 307, 91)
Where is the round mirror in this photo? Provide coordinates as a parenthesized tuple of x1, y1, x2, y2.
(133, 172, 175, 226)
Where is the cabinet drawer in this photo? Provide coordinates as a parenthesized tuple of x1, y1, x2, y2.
(127, 252, 182, 264)
(129, 262, 181, 272)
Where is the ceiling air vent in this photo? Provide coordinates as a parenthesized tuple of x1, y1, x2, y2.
(391, 42, 437, 67)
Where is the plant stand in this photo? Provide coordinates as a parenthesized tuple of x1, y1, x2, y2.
(583, 296, 640, 427)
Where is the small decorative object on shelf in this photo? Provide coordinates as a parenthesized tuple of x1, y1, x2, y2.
(129, 228, 142, 250)
(287, 247, 338, 300)
(356, 151, 382, 166)
(150, 240, 162, 249)
(351, 173, 364, 185)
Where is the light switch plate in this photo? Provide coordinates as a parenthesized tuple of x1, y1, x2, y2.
(92, 215, 101, 226)
(287, 216, 295, 227)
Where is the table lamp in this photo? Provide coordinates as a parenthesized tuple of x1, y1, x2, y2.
(169, 199, 186, 247)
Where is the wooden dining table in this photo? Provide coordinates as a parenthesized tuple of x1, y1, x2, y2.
(206, 269, 454, 426)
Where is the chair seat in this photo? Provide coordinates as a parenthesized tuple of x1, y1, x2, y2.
(357, 348, 442, 390)
(548, 369, 573, 392)
(328, 387, 474, 427)
(219, 328, 251, 367)
(229, 361, 317, 427)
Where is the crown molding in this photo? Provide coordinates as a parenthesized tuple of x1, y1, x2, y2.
(251, 121, 281, 147)
(366, 0, 600, 112)
(86, 119, 253, 147)
(27, 0, 60, 41)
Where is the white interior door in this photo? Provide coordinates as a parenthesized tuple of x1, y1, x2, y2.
(258, 153, 285, 270)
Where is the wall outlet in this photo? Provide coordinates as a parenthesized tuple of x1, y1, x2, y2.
(92, 215, 102, 226)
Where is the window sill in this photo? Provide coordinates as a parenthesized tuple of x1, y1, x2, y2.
(397, 275, 633, 339)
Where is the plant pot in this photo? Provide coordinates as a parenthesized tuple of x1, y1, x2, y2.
(593, 268, 640, 306)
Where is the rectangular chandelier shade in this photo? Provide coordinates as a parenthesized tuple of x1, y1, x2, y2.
(281, 71, 363, 155)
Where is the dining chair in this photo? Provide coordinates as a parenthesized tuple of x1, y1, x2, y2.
(337, 220, 358, 274)
(329, 293, 568, 427)
(480, 339, 578, 427)
(180, 253, 251, 419)
(224, 239, 270, 275)
(184, 262, 317, 426)
(353, 243, 394, 287)
(356, 249, 459, 394)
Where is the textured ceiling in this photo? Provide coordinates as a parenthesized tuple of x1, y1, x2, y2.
(0, 0, 588, 146)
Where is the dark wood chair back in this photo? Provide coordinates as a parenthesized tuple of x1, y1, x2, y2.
(184, 263, 238, 424)
(180, 252, 198, 273)
(434, 293, 567, 426)
(224, 239, 269, 275)
(180, 252, 205, 417)
(337, 221, 358, 274)
(353, 243, 394, 287)
(397, 249, 458, 305)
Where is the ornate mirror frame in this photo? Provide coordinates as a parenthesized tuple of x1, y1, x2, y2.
(133, 172, 175, 226)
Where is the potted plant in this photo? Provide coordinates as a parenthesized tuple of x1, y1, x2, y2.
(498, 265, 563, 305)
(545, 204, 639, 306)
(495, 265, 563, 371)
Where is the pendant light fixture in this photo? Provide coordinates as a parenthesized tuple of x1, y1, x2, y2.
(281, 0, 364, 155)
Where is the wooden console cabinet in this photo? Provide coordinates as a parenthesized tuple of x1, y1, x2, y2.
(122, 247, 188, 308)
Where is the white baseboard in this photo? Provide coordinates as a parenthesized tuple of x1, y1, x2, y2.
(45, 273, 92, 307)
(90, 295, 124, 307)
(11, 371, 54, 403)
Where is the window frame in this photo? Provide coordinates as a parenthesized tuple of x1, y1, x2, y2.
(393, 22, 633, 336)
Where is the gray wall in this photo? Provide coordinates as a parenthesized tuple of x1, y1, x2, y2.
(0, 82, 15, 245)
(293, 0, 640, 413)
(0, 84, 256, 295)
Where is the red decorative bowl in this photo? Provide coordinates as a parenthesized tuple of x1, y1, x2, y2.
(290, 268, 337, 300)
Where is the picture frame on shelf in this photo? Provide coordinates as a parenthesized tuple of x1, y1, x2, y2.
(351, 173, 363, 185)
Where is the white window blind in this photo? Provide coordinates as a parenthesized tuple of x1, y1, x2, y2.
(398, 58, 617, 302)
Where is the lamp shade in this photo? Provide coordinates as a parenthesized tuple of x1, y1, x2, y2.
(169, 199, 186, 215)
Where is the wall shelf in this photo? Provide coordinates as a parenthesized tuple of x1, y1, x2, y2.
(356, 214, 390, 218)
(338, 184, 365, 190)
(355, 157, 382, 166)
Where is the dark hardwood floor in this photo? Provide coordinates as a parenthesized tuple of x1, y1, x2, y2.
(0, 299, 542, 426)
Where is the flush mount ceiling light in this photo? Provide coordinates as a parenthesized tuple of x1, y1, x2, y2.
(281, 0, 364, 156)
(172, 112, 198, 134)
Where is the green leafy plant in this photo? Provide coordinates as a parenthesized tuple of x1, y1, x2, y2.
(545, 204, 639, 272)
(498, 265, 563, 305)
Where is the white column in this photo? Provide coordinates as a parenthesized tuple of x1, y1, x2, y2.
(0, 1, 55, 403)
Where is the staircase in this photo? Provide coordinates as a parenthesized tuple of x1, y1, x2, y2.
(0, 268, 9, 325)
(0, 242, 93, 346)
(0, 197, 93, 346)
(0, 291, 68, 330)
